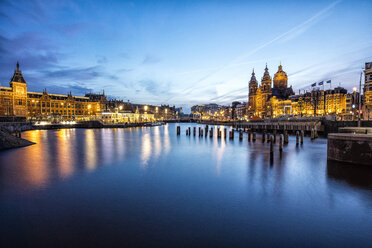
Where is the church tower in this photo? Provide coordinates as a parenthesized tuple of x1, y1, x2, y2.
(261, 64, 272, 93)
(248, 69, 258, 110)
(249, 69, 258, 94)
(273, 63, 288, 89)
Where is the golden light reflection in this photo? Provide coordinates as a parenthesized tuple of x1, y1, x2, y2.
(163, 124, 171, 155)
(57, 129, 75, 178)
(85, 129, 97, 171)
(213, 126, 226, 175)
(101, 129, 115, 165)
(116, 129, 125, 160)
(141, 131, 151, 167)
(153, 126, 161, 159)
(21, 130, 50, 189)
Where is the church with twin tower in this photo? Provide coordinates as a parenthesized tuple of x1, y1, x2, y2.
(248, 64, 294, 118)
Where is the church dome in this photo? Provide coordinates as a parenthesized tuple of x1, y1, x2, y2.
(273, 64, 288, 89)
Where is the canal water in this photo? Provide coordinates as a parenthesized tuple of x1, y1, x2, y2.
(0, 123, 371, 247)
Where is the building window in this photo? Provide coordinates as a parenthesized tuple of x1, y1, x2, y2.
(17, 99, 23, 105)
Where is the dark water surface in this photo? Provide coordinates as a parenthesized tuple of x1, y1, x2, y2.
(1, 123, 372, 247)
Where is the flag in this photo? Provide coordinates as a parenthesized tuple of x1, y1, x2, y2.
(318, 81, 324, 86)
(326, 80, 331, 84)
(311, 83, 316, 87)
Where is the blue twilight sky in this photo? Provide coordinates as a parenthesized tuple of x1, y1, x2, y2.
(0, 0, 371, 112)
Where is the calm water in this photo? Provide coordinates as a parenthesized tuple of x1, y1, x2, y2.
(0, 123, 372, 247)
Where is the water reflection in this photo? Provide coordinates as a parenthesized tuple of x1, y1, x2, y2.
(163, 124, 171, 155)
(57, 129, 75, 178)
(20, 130, 50, 188)
(85, 129, 97, 171)
(141, 130, 151, 167)
(213, 126, 226, 175)
(1, 124, 372, 247)
(153, 126, 162, 159)
(327, 160, 372, 190)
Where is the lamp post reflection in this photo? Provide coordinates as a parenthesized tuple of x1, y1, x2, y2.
(57, 129, 75, 178)
(85, 129, 97, 171)
(21, 130, 50, 189)
(213, 126, 226, 175)
(141, 131, 151, 167)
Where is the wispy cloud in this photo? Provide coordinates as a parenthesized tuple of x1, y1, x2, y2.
(142, 54, 161, 64)
(173, 0, 342, 100)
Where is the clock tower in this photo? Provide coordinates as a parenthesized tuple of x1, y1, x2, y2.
(10, 62, 28, 117)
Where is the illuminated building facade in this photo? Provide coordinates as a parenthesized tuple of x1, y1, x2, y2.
(289, 87, 348, 117)
(191, 103, 230, 121)
(248, 64, 294, 119)
(0, 63, 176, 123)
(363, 62, 372, 120)
(0, 63, 102, 121)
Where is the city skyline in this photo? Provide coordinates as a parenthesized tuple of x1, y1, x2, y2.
(1, 0, 371, 112)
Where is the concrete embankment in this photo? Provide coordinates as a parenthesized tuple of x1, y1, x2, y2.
(327, 127, 372, 166)
(327, 133, 372, 166)
(0, 128, 34, 150)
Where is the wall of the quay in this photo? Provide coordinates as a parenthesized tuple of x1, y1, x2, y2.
(327, 133, 372, 166)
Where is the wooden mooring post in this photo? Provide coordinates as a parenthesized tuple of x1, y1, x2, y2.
(300, 130, 304, 144)
(252, 132, 256, 142)
(284, 130, 289, 144)
(239, 130, 243, 141)
(270, 135, 274, 163)
(296, 131, 299, 146)
(210, 127, 213, 138)
(279, 134, 284, 154)
(177, 126, 180, 135)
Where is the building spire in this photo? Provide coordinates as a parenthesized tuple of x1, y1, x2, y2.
(16, 61, 19, 71)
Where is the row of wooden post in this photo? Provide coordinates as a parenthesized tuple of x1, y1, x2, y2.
(181, 126, 316, 145)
